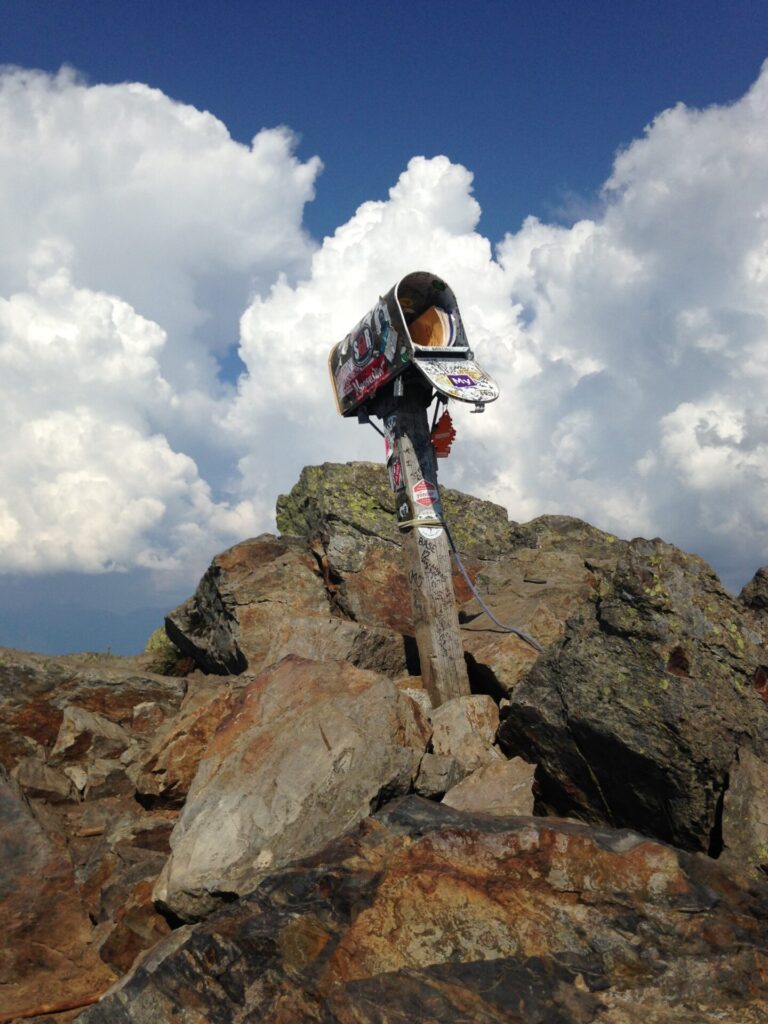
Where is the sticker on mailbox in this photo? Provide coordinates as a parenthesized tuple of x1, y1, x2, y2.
(447, 373, 474, 388)
(413, 480, 439, 507)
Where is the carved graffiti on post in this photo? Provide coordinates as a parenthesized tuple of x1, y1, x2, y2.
(392, 383, 469, 705)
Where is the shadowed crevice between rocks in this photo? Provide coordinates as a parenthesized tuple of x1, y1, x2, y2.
(708, 772, 728, 859)
(463, 650, 508, 703)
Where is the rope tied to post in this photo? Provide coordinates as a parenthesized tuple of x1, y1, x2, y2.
(397, 517, 445, 530)
(444, 522, 544, 653)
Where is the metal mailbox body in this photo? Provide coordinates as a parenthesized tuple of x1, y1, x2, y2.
(329, 270, 497, 417)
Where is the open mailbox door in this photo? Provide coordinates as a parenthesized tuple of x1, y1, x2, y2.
(328, 270, 499, 416)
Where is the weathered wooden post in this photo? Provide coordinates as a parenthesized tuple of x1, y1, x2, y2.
(329, 271, 499, 706)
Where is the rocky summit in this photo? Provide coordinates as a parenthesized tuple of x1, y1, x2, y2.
(1, 462, 768, 1024)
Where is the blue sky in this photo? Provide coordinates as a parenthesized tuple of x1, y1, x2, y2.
(7, 0, 768, 241)
(1, 0, 768, 653)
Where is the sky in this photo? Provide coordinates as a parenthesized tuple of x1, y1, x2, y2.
(1, 0, 768, 654)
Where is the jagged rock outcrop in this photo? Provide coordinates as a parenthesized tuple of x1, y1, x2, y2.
(1, 462, 767, 1022)
(165, 464, 768, 867)
(0, 649, 189, 1018)
(77, 797, 768, 1024)
(741, 565, 768, 612)
(165, 533, 411, 679)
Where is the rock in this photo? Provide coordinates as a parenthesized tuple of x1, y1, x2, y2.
(50, 705, 131, 761)
(76, 796, 768, 1023)
(498, 535, 768, 854)
(135, 680, 240, 807)
(414, 753, 466, 799)
(60, 797, 178, 976)
(130, 700, 165, 734)
(276, 462, 520, 636)
(0, 647, 185, 774)
(740, 566, 768, 612)
(460, 546, 597, 696)
(0, 767, 115, 1020)
(165, 534, 410, 678)
(430, 694, 501, 772)
(11, 756, 76, 802)
(398, 685, 432, 718)
(441, 758, 535, 815)
(153, 657, 432, 921)
(722, 746, 768, 874)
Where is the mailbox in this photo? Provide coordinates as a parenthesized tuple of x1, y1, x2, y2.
(329, 270, 499, 416)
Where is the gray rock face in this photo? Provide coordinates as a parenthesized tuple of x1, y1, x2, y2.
(153, 656, 432, 921)
(722, 746, 768, 873)
(414, 753, 466, 799)
(498, 535, 768, 856)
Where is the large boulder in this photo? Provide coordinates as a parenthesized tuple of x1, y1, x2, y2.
(153, 656, 432, 921)
(77, 796, 768, 1023)
(498, 535, 768, 858)
(165, 533, 411, 679)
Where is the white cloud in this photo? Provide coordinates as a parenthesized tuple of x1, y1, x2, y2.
(0, 65, 319, 575)
(231, 65, 768, 589)
(2, 62, 768, 592)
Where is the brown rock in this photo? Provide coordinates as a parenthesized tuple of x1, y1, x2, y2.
(460, 548, 596, 695)
(11, 756, 76, 802)
(153, 657, 432, 920)
(135, 683, 240, 807)
(50, 706, 131, 763)
(0, 767, 115, 1020)
(165, 534, 410, 678)
(441, 757, 535, 815)
(0, 647, 185, 773)
(430, 694, 501, 772)
(60, 797, 178, 977)
(77, 796, 768, 1024)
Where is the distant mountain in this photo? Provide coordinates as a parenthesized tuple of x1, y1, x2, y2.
(0, 604, 166, 655)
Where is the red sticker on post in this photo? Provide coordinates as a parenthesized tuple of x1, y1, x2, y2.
(413, 480, 438, 507)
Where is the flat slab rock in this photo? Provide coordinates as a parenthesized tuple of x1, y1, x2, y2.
(77, 796, 768, 1024)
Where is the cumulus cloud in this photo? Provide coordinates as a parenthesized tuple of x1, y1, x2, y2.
(0, 65, 320, 576)
(233, 64, 768, 589)
(2, 61, 768, 592)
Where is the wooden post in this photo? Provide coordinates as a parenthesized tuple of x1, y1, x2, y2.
(390, 382, 469, 706)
